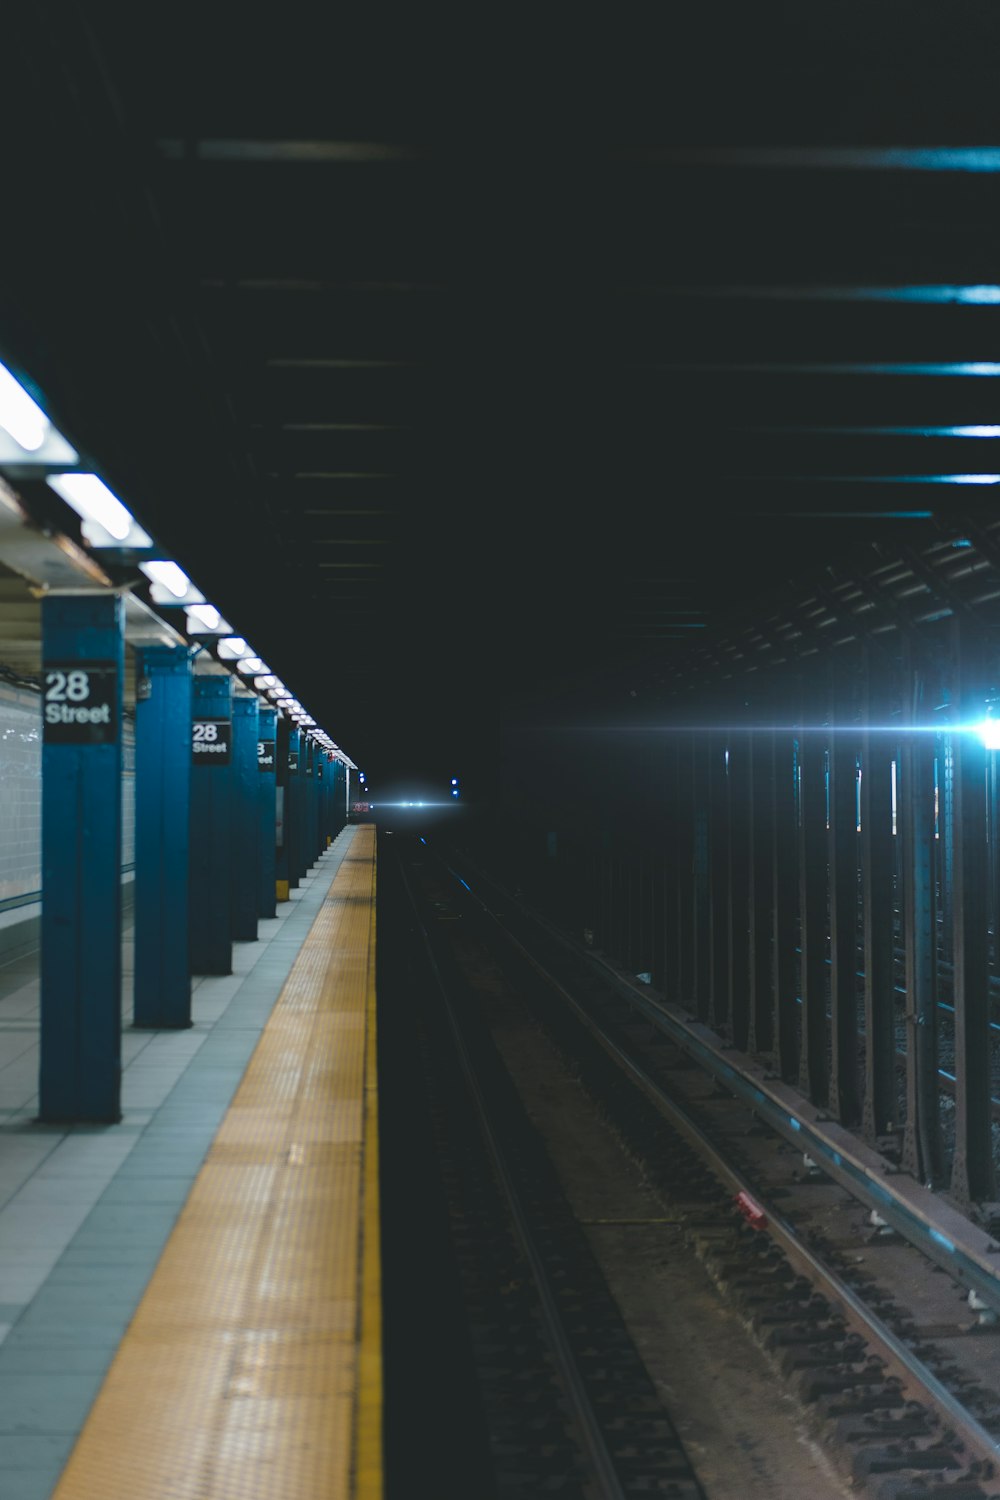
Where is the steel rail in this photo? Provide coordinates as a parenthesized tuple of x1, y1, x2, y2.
(441, 851, 1000, 1475)
(463, 856, 1000, 1314)
(395, 853, 630, 1500)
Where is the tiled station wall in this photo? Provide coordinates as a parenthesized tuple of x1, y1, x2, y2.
(0, 683, 135, 909)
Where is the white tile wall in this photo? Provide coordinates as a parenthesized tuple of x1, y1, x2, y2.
(0, 686, 136, 904)
(0, 687, 41, 903)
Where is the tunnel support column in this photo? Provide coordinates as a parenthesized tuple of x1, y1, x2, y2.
(134, 644, 192, 1029)
(39, 593, 124, 1122)
(231, 694, 260, 943)
(692, 735, 711, 1023)
(829, 665, 861, 1125)
(798, 719, 829, 1105)
(861, 648, 897, 1143)
(258, 706, 277, 917)
(901, 678, 943, 1187)
(772, 730, 798, 1080)
(950, 625, 995, 1206)
(728, 729, 751, 1050)
(747, 729, 773, 1056)
(709, 732, 730, 1032)
(190, 673, 234, 975)
(675, 736, 694, 1008)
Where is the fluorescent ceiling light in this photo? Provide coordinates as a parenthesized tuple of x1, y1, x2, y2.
(185, 603, 233, 635)
(254, 674, 277, 689)
(140, 560, 190, 597)
(238, 655, 268, 674)
(217, 636, 248, 660)
(0, 362, 49, 451)
(139, 559, 206, 605)
(47, 473, 153, 548)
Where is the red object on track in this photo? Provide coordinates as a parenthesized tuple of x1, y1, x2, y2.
(735, 1189, 767, 1230)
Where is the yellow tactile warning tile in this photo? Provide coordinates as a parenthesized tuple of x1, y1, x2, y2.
(52, 826, 381, 1500)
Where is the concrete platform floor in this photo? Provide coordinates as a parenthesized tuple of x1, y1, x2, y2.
(0, 831, 356, 1500)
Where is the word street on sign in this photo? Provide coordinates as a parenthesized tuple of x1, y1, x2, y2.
(258, 739, 276, 772)
(192, 717, 232, 766)
(43, 662, 118, 745)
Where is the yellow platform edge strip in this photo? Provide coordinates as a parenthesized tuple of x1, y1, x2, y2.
(48, 827, 383, 1500)
(352, 835, 383, 1497)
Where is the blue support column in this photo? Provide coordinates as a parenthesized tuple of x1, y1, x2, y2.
(275, 714, 290, 901)
(302, 738, 313, 866)
(307, 739, 321, 860)
(296, 735, 311, 877)
(39, 593, 124, 1122)
(286, 725, 303, 888)
(339, 761, 349, 833)
(326, 760, 336, 841)
(313, 742, 323, 858)
(304, 738, 317, 864)
(258, 706, 277, 917)
(190, 673, 233, 975)
(315, 746, 326, 851)
(231, 694, 260, 942)
(134, 645, 193, 1029)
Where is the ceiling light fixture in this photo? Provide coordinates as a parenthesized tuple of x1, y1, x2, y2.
(47, 472, 153, 548)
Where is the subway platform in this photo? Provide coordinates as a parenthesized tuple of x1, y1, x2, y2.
(0, 823, 380, 1500)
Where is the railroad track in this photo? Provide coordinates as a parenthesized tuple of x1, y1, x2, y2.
(385, 838, 707, 1498)
(418, 834, 1000, 1499)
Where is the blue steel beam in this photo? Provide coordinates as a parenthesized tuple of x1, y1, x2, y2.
(258, 706, 277, 917)
(134, 645, 192, 1029)
(231, 694, 260, 943)
(189, 673, 233, 974)
(39, 593, 124, 1122)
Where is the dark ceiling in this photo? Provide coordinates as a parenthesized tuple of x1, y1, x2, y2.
(5, 4, 1000, 786)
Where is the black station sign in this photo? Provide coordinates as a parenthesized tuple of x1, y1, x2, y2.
(42, 662, 118, 745)
(192, 717, 232, 766)
(258, 738, 276, 772)
(288, 750, 299, 772)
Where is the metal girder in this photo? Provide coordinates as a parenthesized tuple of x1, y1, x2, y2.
(747, 727, 774, 1055)
(708, 731, 730, 1032)
(797, 674, 830, 1106)
(692, 735, 711, 1023)
(771, 729, 799, 1081)
(727, 728, 751, 1050)
(860, 646, 898, 1143)
(899, 640, 946, 1187)
(828, 656, 861, 1124)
